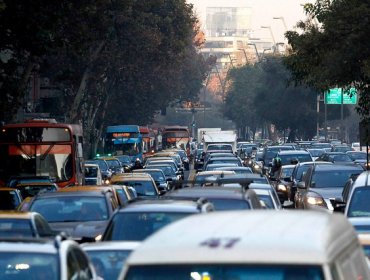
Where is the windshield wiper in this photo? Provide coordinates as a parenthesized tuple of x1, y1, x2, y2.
(40, 143, 55, 160)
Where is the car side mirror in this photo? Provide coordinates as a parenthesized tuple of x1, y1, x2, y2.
(333, 197, 346, 213)
(282, 200, 294, 209)
(297, 181, 306, 189)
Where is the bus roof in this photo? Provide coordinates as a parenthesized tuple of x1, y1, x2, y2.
(126, 210, 357, 265)
(2, 121, 82, 136)
(106, 125, 140, 133)
(163, 126, 188, 131)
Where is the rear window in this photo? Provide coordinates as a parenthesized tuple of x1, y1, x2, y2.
(103, 212, 191, 241)
(124, 264, 324, 280)
(208, 198, 250, 211)
(117, 181, 157, 196)
(311, 169, 362, 188)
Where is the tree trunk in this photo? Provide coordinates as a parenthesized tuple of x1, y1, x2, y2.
(69, 41, 106, 123)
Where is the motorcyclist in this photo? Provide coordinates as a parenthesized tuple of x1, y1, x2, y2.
(131, 158, 143, 170)
(270, 155, 282, 179)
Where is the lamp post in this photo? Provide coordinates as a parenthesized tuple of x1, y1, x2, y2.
(262, 48, 271, 60)
(247, 43, 260, 62)
(238, 48, 249, 64)
(273, 17, 288, 32)
(261, 26, 276, 45)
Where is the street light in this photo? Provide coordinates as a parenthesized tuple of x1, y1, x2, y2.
(261, 48, 271, 60)
(238, 48, 249, 64)
(261, 25, 276, 45)
(273, 17, 288, 32)
(247, 43, 260, 62)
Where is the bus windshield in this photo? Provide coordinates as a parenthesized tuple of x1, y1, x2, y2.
(0, 127, 71, 142)
(0, 144, 73, 183)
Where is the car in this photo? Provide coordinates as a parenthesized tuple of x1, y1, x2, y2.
(0, 211, 56, 238)
(133, 169, 169, 191)
(332, 144, 352, 153)
(306, 148, 326, 161)
(204, 157, 243, 170)
(260, 145, 296, 168)
(24, 186, 119, 240)
(289, 161, 333, 202)
(193, 170, 235, 186)
(145, 159, 183, 179)
(316, 152, 354, 164)
(0, 187, 23, 210)
(166, 187, 263, 211)
(248, 183, 285, 209)
(0, 236, 99, 279)
(102, 198, 214, 241)
(86, 159, 112, 181)
(193, 148, 204, 170)
(110, 173, 160, 197)
(97, 156, 124, 174)
(110, 185, 137, 206)
(271, 164, 296, 203)
(344, 172, 370, 232)
(205, 163, 239, 171)
(82, 241, 140, 280)
(295, 164, 364, 211)
(164, 149, 189, 170)
(276, 150, 313, 166)
(119, 211, 370, 280)
(84, 163, 102, 186)
(116, 155, 133, 171)
(214, 166, 253, 174)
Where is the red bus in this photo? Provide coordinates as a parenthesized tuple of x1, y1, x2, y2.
(0, 119, 84, 188)
(162, 126, 190, 150)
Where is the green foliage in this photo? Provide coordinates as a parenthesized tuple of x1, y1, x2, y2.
(284, 0, 370, 120)
(224, 57, 319, 140)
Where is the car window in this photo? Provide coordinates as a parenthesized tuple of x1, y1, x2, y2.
(117, 181, 157, 197)
(31, 196, 109, 222)
(311, 170, 362, 188)
(104, 212, 191, 241)
(347, 187, 370, 217)
(208, 198, 251, 210)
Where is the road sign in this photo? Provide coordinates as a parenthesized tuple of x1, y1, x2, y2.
(324, 88, 357, 104)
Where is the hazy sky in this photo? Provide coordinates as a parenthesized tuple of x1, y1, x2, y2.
(188, 0, 314, 43)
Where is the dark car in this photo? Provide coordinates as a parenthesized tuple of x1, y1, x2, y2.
(260, 145, 295, 173)
(316, 152, 354, 164)
(276, 150, 313, 166)
(102, 199, 213, 241)
(204, 157, 242, 170)
(86, 159, 113, 180)
(166, 187, 263, 211)
(295, 164, 364, 211)
(0, 211, 56, 238)
(272, 164, 296, 204)
(133, 169, 169, 191)
(25, 187, 119, 240)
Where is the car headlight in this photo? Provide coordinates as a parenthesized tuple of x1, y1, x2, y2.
(95, 234, 102, 241)
(306, 193, 326, 207)
(104, 179, 110, 185)
(254, 164, 260, 169)
(277, 184, 287, 192)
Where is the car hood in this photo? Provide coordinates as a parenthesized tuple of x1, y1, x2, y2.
(310, 187, 343, 199)
(49, 220, 108, 238)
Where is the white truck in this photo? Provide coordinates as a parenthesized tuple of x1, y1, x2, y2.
(197, 128, 221, 143)
(202, 130, 237, 153)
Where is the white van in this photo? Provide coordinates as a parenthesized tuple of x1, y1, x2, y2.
(119, 210, 370, 280)
(84, 163, 102, 185)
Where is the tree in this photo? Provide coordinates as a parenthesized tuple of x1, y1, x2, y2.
(284, 0, 370, 120)
(224, 57, 320, 141)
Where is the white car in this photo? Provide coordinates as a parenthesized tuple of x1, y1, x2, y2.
(82, 241, 140, 280)
(0, 236, 98, 279)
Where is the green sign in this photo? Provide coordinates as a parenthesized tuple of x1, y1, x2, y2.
(325, 88, 357, 104)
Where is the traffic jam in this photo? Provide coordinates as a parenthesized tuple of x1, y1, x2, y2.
(0, 121, 369, 280)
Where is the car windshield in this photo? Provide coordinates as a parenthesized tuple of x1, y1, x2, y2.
(30, 196, 109, 222)
(85, 249, 132, 280)
(85, 167, 98, 177)
(16, 184, 57, 199)
(329, 154, 352, 162)
(87, 160, 108, 171)
(125, 264, 324, 280)
(348, 153, 367, 160)
(307, 149, 325, 157)
(139, 171, 165, 182)
(207, 198, 250, 211)
(104, 212, 191, 241)
(0, 219, 33, 237)
(117, 181, 157, 196)
(347, 187, 370, 217)
(280, 167, 294, 178)
(0, 252, 58, 280)
(258, 195, 274, 209)
(279, 154, 312, 165)
(311, 170, 362, 188)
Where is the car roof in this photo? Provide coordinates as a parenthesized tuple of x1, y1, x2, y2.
(81, 241, 141, 251)
(351, 171, 370, 189)
(116, 199, 204, 213)
(314, 164, 363, 171)
(277, 150, 310, 155)
(167, 187, 252, 200)
(248, 183, 274, 190)
(0, 239, 59, 254)
(196, 171, 235, 176)
(35, 187, 110, 197)
(126, 210, 357, 265)
(0, 211, 35, 219)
